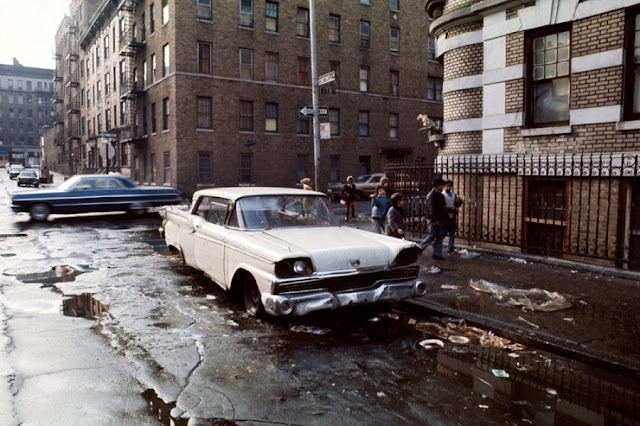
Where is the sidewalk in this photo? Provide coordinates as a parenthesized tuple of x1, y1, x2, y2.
(341, 213, 640, 378)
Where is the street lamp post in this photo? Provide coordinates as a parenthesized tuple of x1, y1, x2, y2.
(309, 0, 320, 191)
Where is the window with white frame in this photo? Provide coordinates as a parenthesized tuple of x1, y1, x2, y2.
(390, 113, 399, 139)
(390, 70, 399, 96)
(390, 0, 399, 11)
(360, 21, 370, 48)
(428, 37, 436, 60)
(297, 7, 309, 37)
(239, 100, 254, 131)
(359, 67, 369, 92)
(359, 111, 370, 137)
(239, 0, 253, 28)
(427, 77, 443, 101)
(329, 108, 340, 135)
(265, 52, 278, 82)
(163, 44, 170, 76)
(239, 48, 253, 79)
(151, 54, 157, 82)
(162, 0, 169, 25)
(265, 2, 278, 32)
(163, 151, 171, 184)
(265, 102, 278, 132)
(329, 14, 340, 43)
(390, 27, 399, 52)
(197, 0, 212, 20)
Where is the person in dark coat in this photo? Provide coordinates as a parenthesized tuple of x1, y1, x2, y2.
(341, 175, 357, 222)
(385, 192, 405, 238)
(418, 178, 448, 259)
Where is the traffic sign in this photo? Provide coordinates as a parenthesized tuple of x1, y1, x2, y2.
(299, 106, 328, 117)
(318, 71, 336, 86)
(99, 132, 118, 138)
(320, 122, 331, 139)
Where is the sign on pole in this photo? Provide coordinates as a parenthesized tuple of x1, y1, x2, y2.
(320, 122, 330, 139)
(99, 132, 118, 139)
(318, 71, 336, 86)
(299, 106, 328, 117)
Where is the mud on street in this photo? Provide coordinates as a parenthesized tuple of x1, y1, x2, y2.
(1, 177, 639, 425)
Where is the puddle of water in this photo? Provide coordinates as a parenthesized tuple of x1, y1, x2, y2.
(4, 265, 96, 286)
(1, 253, 16, 257)
(0, 233, 28, 238)
(62, 293, 109, 319)
(141, 388, 239, 425)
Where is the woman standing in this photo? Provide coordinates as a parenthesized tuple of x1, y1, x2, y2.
(341, 176, 357, 222)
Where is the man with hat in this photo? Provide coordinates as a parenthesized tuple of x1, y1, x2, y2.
(418, 178, 448, 259)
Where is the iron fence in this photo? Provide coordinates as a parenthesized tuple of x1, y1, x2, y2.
(386, 153, 640, 269)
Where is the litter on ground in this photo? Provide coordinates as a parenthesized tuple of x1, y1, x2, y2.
(469, 279, 573, 312)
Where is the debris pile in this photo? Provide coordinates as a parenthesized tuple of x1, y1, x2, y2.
(469, 279, 572, 312)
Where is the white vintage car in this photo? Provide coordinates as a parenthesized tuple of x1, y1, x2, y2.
(159, 187, 425, 317)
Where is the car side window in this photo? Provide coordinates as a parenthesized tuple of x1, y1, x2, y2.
(207, 197, 230, 226)
(194, 196, 212, 219)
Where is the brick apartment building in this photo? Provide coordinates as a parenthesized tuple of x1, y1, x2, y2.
(0, 59, 54, 166)
(424, 0, 640, 270)
(48, 0, 442, 195)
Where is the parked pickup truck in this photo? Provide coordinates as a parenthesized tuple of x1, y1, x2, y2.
(159, 187, 425, 317)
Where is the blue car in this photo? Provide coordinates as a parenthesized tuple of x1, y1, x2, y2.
(11, 174, 184, 221)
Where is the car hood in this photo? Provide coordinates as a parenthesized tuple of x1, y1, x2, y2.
(247, 226, 413, 272)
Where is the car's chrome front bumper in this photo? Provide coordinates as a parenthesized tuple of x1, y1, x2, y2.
(262, 279, 426, 316)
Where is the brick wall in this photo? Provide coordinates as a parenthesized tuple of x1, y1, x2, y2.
(441, 131, 482, 155)
(505, 1, 536, 20)
(446, 20, 483, 38)
(444, 88, 483, 121)
(572, 9, 625, 58)
(570, 66, 623, 110)
(444, 44, 484, 80)
(505, 79, 523, 113)
(444, 0, 477, 15)
(506, 32, 524, 67)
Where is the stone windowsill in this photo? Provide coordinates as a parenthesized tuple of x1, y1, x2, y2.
(615, 120, 640, 131)
(520, 125, 572, 137)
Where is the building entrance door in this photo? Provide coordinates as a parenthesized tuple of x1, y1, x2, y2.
(628, 178, 640, 271)
(523, 178, 568, 257)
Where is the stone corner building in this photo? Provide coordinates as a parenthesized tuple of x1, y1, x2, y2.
(424, 0, 640, 270)
(49, 0, 442, 197)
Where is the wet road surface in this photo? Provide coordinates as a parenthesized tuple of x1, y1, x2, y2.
(1, 173, 638, 425)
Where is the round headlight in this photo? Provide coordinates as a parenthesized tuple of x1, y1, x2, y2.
(293, 260, 307, 274)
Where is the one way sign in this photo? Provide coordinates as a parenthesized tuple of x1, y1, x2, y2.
(299, 106, 328, 117)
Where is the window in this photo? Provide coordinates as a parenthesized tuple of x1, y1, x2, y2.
(97, 79, 101, 100)
(104, 35, 109, 58)
(526, 26, 570, 126)
(265, 102, 278, 132)
(163, 44, 170, 76)
(151, 102, 157, 133)
(330, 61, 340, 88)
(142, 60, 148, 87)
(151, 54, 157, 82)
(359, 67, 369, 92)
(297, 105, 310, 134)
(239, 100, 254, 131)
(329, 14, 340, 43)
(163, 151, 171, 184)
(141, 12, 146, 40)
(427, 77, 443, 101)
(240, 48, 253, 79)
(197, 96, 212, 129)
(162, 97, 169, 130)
(105, 72, 110, 94)
(265, 52, 278, 82)
(390, 70, 399, 96)
(360, 0, 371, 4)
(105, 108, 112, 130)
(143, 105, 148, 134)
(390, 28, 399, 52)
(239, 0, 253, 28)
(329, 108, 340, 136)
(198, 42, 211, 74)
(296, 155, 310, 181)
(150, 153, 156, 183)
(390, 113, 399, 139)
(359, 111, 370, 137)
(297, 57, 309, 85)
(198, 152, 213, 183)
(625, 8, 640, 120)
(265, 2, 278, 32)
(97, 113, 102, 132)
(330, 155, 340, 183)
(162, 0, 169, 25)
(390, 0, 399, 11)
(120, 101, 125, 125)
(428, 37, 436, 60)
(240, 154, 252, 184)
(360, 21, 370, 48)
(297, 7, 309, 37)
(26, 80, 32, 91)
(197, 0, 212, 20)
(149, 3, 155, 33)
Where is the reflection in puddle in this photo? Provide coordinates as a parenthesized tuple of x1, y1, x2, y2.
(141, 389, 237, 426)
(4, 264, 95, 286)
(62, 293, 109, 319)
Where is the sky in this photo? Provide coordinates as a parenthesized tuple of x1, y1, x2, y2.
(0, 0, 70, 69)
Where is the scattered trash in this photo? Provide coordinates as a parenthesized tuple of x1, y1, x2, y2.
(440, 284, 460, 290)
(578, 300, 588, 305)
(448, 335, 470, 345)
(290, 325, 331, 335)
(571, 270, 578, 274)
(418, 339, 444, 350)
(504, 343, 527, 351)
(546, 388, 558, 396)
(460, 251, 482, 259)
(426, 265, 442, 274)
(469, 279, 573, 312)
(227, 320, 239, 327)
(480, 332, 510, 348)
(517, 316, 540, 329)
(507, 352, 521, 359)
(491, 369, 510, 378)
(508, 257, 528, 264)
(462, 326, 488, 337)
(563, 317, 575, 324)
(376, 392, 386, 398)
(415, 322, 448, 337)
(459, 249, 468, 255)
(205, 295, 217, 300)
(478, 404, 489, 409)
(408, 318, 417, 326)
(378, 312, 400, 320)
(54, 265, 75, 277)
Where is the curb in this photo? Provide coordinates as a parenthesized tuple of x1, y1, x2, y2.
(406, 298, 640, 379)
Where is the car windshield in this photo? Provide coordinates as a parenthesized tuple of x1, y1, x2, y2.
(19, 171, 36, 177)
(233, 194, 333, 230)
(354, 175, 370, 183)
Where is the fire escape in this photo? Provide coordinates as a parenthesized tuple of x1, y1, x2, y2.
(53, 43, 65, 151)
(65, 19, 81, 174)
(119, 0, 146, 145)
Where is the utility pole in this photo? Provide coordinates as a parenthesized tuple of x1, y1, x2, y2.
(309, 0, 320, 191)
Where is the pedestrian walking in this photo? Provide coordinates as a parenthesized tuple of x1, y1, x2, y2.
(370, 185, 391, 234)
(385, 192, 406, 238)
(418, 178, 448, 259)
(443, 179, 464, 253)
(341, 176, 357, 222)
(380, 176, 395, 198)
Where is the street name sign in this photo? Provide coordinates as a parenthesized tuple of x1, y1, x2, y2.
(99, 132, 118, 138)
(318, 71, 336, 86)
(299, 106, 328, 117)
